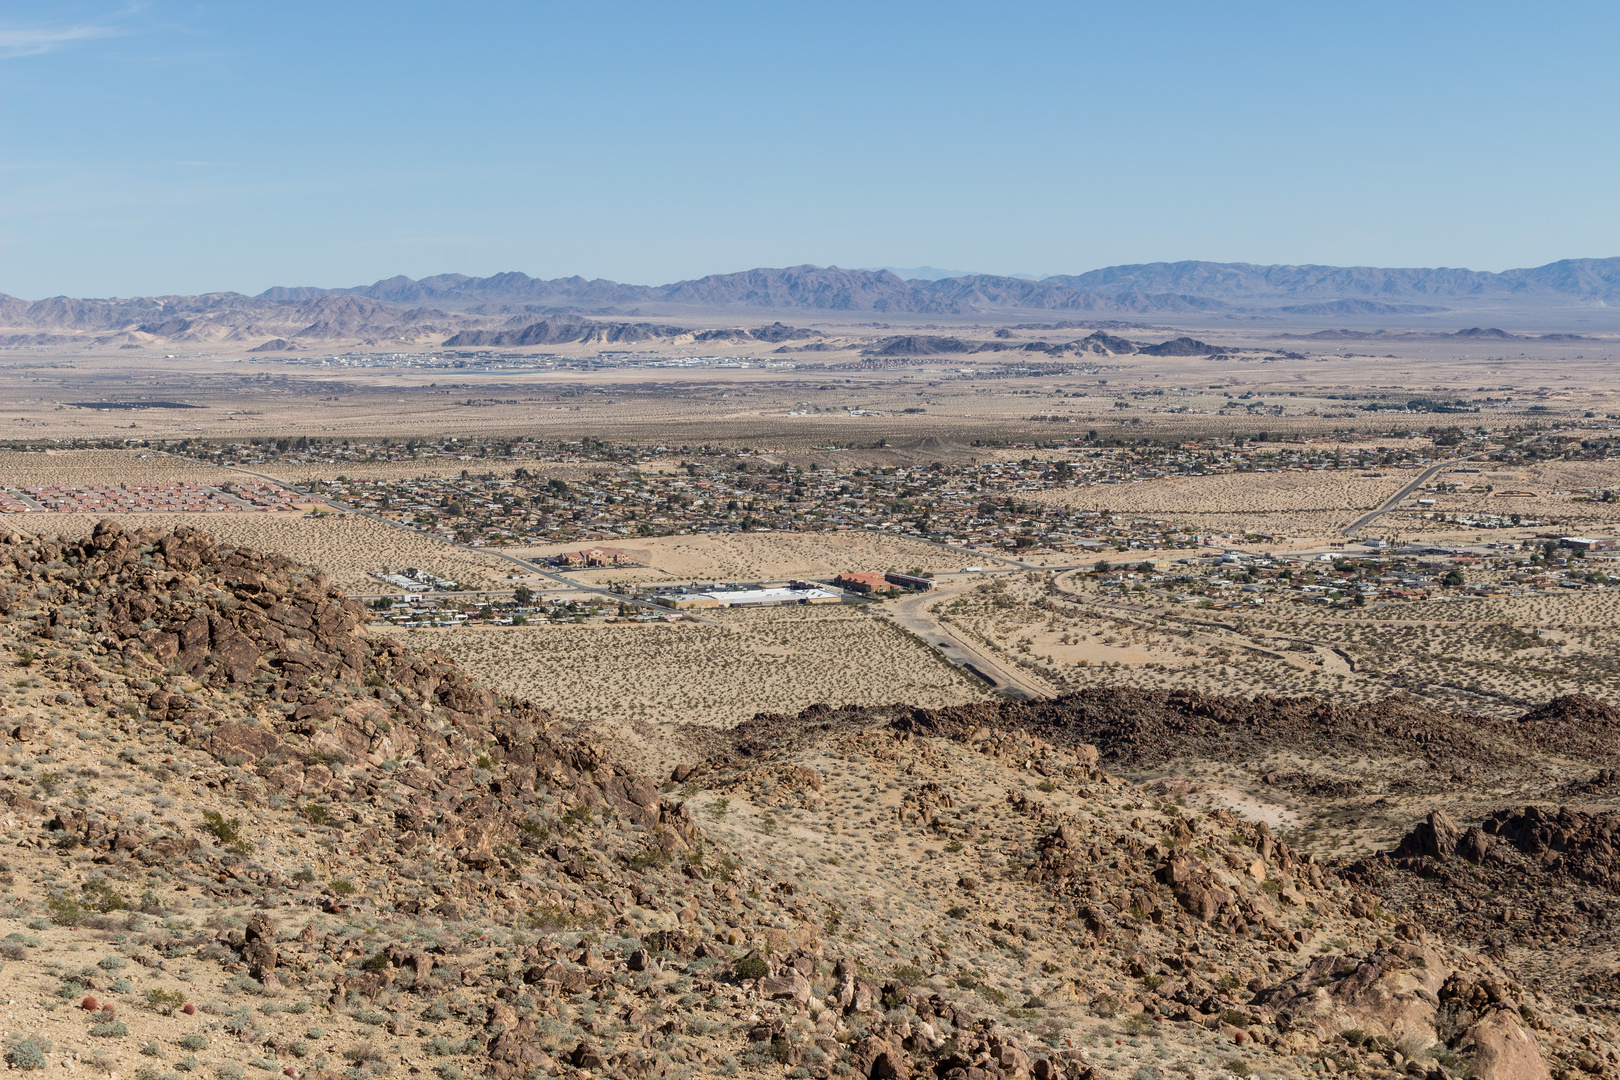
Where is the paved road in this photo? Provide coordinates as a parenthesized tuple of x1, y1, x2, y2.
(1340, 456, 1482, 537)
(882, 582, 1051, 701)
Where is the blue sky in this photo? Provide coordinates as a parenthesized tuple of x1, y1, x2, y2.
(2, 2, 1617, 298)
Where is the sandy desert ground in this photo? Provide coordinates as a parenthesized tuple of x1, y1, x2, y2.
(1389, 458, 1620, 532)
(1029, 468, 1417, 538)
(506, 531, 980, 585)
(392, 605, 991, 776)
(8, 511, 516, 594)
(0, 448, 224, 485)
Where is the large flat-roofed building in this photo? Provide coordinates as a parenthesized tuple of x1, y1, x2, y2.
(704, 586, 842, 607)
(656, 585, 841, 609)
(654, 593, 721, 609)
(1561, 536, 1617, 552)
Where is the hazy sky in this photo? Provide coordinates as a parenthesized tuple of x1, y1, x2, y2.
(3, 2, 1617, 298)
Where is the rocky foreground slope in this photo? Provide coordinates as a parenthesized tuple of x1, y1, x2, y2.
(0, 523, 1614, 1079)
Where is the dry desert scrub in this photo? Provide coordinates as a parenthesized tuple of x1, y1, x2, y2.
(1029, 468, 1414, 536)
(392, 605, 990, 773)
(505, 530, 980, 585)
(9, 512, 514, 594)
(0, 449, 223, 486)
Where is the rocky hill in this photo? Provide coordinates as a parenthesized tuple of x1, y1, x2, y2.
(0, 523, 1613, 1079)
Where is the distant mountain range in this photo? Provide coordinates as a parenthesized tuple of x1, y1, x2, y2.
(2, 258, 1617, 348)
(259, 259, 1620, 314)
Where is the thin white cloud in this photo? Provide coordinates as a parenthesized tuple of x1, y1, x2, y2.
(0, 22, 119, 59)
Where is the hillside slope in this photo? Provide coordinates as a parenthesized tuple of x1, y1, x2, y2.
(0, 523, 1612, 1078)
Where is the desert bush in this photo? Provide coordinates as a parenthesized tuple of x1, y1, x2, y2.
(180, 1035, 208, 1051)
(6, 1036, 51, 1071)
(90, 1022, 129, 1038)
(82, 882, 127, 914)
(201, 812, 252, 854)
(146, 988, 187, 1015)
(46, 891, 84, 926)
(733, 956, 769, 980)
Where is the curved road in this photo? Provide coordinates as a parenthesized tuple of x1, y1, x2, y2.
(882, 582, 1052, 701)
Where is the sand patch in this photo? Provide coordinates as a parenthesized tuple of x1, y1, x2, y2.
(9, 511, 514, 594)
(504, 531, 979, 584)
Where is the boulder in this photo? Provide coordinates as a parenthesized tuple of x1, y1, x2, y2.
(1457, 1009, 1550, 1080)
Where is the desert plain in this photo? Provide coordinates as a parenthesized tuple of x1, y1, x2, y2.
(3, 311, 1620, 1080)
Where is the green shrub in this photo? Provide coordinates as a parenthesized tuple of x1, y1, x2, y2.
(98, 955, 128, 972)
(733, 956, 769, 980)
(46, 892, 85, 926)
(90, 1022, 130, 1038)
(201, 812, 252, 855)
(141, 1043, 162, 1057)
(179, 1035, 208, 1051)
(146, 988, 187, 1015)
(82, 882, 128, 913)
(330, 879, 357, 897)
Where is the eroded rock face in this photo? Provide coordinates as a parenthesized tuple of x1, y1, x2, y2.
(1458, 1008, 1551, 1080)
(1259, 941, 1447, 1045)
